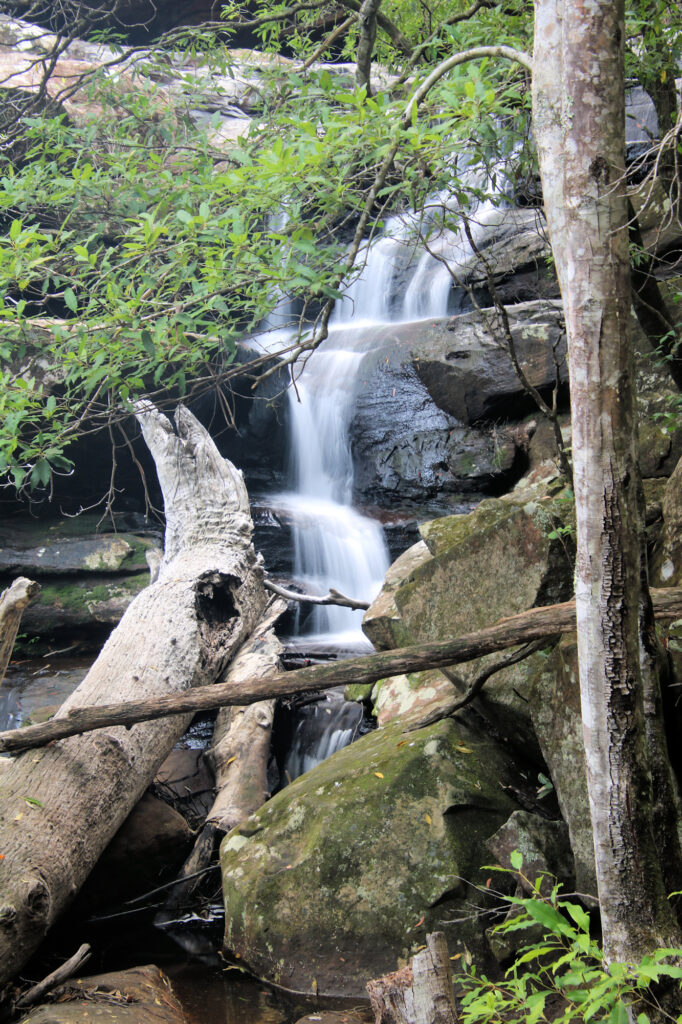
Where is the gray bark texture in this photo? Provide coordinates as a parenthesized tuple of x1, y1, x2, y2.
(366, 932, 458, 1024)
(0, 402, 267, 986)
(532, 0, 682, 960)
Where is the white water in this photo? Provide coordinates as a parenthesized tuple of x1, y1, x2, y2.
(255, 180, 503, 648)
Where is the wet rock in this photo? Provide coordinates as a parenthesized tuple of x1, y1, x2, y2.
(16, 572, 151, 638)
(80, 793, 192, 909)
(527, 637, 597, 899)
(221, 716, 519, 998)
(19, 965, 188, 1023)
(487, 810, 574, 895)
(412, 301, 568, 425)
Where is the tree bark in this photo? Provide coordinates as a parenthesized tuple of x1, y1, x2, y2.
(0, 402, 268, 986)
(532, 0, 682, 961)
(0, 577, 39, 684)
(367, 932, 458, 1024)
(2, 589, 682, 755)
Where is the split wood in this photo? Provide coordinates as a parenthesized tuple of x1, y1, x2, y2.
(1, 587, 681, 755)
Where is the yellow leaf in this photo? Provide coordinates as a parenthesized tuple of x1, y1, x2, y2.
(225, 755, 237, 766)
(661, 69, 667, 83)
(457, 745, 473, 754)
(13, 812, 23, 822)
(450, 953, 462, 961)
(374, 771, 384, 779)
(424, 813, 432, 826)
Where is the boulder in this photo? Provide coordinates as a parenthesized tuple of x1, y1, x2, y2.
(527, 637, 597, 899)
(0, 515, 160, 641)
(79, 793, 192, 909)
(220, 716, 520, 998)
(363, 491, 574, 756)
(411, 301, 568, 425)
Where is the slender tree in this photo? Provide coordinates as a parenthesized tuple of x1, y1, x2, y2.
(532, 0, 682, 962)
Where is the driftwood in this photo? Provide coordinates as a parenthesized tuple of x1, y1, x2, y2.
(161, 599, 286, 915)
(16, 943, 91, 1008)
(367, 932, 458, 1024)
(2, 587, 682, 756)
(0, 403, 268, 986)
(0, 576, 39, 683)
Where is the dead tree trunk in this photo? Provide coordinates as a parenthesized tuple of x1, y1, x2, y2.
(0, 402, 268, 986)
(0, 577, 39, 684)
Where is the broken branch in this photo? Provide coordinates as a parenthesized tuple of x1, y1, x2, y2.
(1, 588, 682, 754)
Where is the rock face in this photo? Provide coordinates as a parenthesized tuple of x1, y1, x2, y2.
(0, 515, 160, 643)
(527, 637, 597, 898)
(363, 488, 574, 757)
(349, 303, 569, 507)
(221, 716, 519, 998)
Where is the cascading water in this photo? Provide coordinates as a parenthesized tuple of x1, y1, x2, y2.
(258, 182, 498, 772)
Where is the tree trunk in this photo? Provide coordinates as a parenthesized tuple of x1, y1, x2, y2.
(0, 577, 39, 684)
(3, 588, 682, 755)
(532, 0, 682, 961)
(0, 402, 268, 986)
(366, 932, 458, 1024)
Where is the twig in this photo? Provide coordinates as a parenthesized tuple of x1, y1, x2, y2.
(263, 578, 370, 610)
(16, 943, 91, 1008)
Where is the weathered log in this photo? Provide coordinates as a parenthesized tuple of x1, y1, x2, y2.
(367, 932, 458, 1024)
(0, 576, 39, 683)
(160, 598, 285, 914)
(0, 403, 268, 986)
(2, 588, 682, 756)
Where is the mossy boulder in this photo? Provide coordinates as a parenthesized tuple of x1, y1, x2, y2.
(363, 494, 574, 754)
(17, 573, 151, 637)
(220, 716, 519, 997)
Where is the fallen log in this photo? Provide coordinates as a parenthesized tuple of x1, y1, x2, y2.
(0, 576, 39, 683)
(3, 587, 682, 755)
(160, 598, 286, 915)
(0, 402, 268, 986)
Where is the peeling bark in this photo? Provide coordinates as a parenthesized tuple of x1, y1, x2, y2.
(0, 403, 267, 985)
(367, 932, 458, 1024)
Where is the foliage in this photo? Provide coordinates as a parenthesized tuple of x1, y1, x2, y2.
(0, 0, 678, 492)
(460, 857, 682, 1024)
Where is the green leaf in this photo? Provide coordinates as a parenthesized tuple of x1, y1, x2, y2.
(31, 458, 51, 488)
(140, 330, 156, 357)
(510, 849, 523, 871)
(9, 218, 21, 241)
(608, 1003, 629, 1024)
(63, 287, 78, 313)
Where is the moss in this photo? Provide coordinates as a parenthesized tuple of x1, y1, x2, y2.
(344, 682, 374, 702)
(220, 717, 519, 996)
